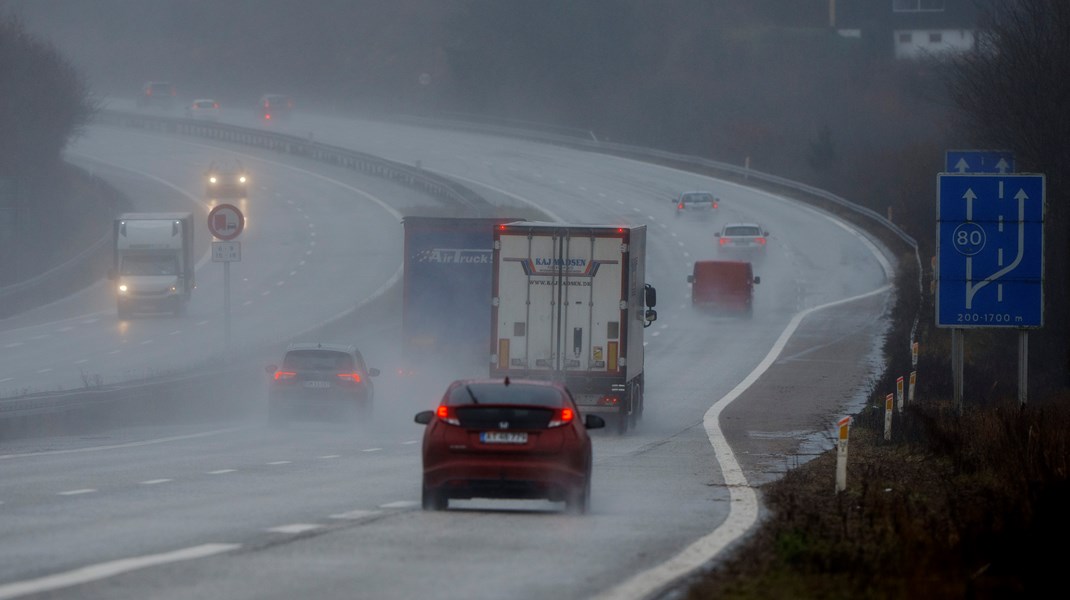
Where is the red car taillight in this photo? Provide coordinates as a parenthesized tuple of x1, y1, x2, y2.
(756, 237, 767, 245)
(677, 203, 684, 209)
(719, 238, 729, 246)
(713, 202, 719, 209)
(548, 408, 574, 428)
(273, 371, 296, 381)
(336, 372, 362, 383)
(436, 405, 460, 426)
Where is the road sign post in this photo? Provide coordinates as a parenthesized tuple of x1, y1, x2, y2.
(937, 172, 1044, 406)
(208, 205, 246, 357)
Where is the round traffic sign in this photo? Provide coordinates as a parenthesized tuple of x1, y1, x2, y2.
(952, 222, 985, 256)
(207, 203, 245, 240)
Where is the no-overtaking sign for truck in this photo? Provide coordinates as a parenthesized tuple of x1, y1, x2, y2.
(936, 173, 1044, 328)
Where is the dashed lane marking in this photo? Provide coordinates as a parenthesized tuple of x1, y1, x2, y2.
(266, 524, 321, 534)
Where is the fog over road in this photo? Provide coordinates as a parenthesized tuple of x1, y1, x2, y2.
(0, 107, 891, 599)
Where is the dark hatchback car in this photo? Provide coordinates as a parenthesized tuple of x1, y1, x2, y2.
(414, 378, 605, 513)
(258, 93, 294, 121)
(267, 343, 379, 422)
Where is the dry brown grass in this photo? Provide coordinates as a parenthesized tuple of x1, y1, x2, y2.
(686, 394, 1070, 599)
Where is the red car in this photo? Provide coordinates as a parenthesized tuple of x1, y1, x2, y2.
(414, 378, 605, 513)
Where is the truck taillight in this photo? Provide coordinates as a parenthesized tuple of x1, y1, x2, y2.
(274, 371, 296, 381)
(436, 405, 460, 426)
(598, 396, 619, 406)
(336, 373, 362, 383)
(548, 408, 574, 428)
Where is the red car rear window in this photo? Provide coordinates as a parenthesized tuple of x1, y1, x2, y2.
(448, 383, 564, 407)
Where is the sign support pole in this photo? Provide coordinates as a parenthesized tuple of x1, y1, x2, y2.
(1018, 331, 1028, 405)
(224, 260, 232, 358)
(952, 328, 963, 414)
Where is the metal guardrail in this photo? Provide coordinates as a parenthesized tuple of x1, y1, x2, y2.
(93, 109, 490, 210)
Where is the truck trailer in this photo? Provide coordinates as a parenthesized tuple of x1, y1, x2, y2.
(111, 212, 195, 317)
(490, 221, 657, 433)
(402, 216, 521, 374)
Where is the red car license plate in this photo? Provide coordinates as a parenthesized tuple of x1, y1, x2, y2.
(480, 432, 528, 444)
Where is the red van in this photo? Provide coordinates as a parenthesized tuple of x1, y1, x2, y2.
(687, 260, 760, 316)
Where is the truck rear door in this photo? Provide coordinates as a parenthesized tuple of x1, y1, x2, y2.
(495, 228, 624, 377)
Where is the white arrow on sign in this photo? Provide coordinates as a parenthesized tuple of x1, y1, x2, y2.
(965, 190, 1026, 309)
(962, 187, 976, 221)
(995, 158, 1011, 173)
(954, 158, 970, 173)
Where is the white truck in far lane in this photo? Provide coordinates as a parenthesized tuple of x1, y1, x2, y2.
(110, 212, 195, 318)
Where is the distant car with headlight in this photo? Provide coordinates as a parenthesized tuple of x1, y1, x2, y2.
(185, 99, 220, 121)
(414, 377, 605, 513)
(205, 159, 249, 198)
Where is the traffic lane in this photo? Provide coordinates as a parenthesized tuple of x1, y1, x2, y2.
(0, 421, 423, 585)
(7, 427, 728, 600)
(0, 128, 409, 397)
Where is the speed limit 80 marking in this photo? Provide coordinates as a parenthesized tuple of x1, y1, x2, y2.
(952, 222, 986, 256)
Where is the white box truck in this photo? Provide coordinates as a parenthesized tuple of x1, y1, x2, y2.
(490, 221, 657, 433)
(111, 212, 195, 317)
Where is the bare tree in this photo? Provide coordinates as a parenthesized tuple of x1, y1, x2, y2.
(947, 0, 1070, 390)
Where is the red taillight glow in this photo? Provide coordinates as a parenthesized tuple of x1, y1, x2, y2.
(713, 202, 719, 208)
(598, 396, 619, 406)
(273, 371, 296, 381)
(265, 113, 272, 120)
(719, 238, 728, 245)
(756, 237, 767, 245)
(336, 373, 362, 382)
(548, 407, 574, 428)
(677, 203, 684, 209)
(436, 405, 460, 425)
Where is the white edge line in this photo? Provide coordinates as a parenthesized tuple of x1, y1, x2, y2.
(596, 282, 893, 600)
(0, 543, 240, 600)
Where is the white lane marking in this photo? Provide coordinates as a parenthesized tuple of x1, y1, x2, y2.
(261, 291, 270, 296)
(139, 340, 153, 345)
(197, 320, 209, 326)
(207, 469, 236, 475)
(379, 500, 418, 509)
(36, 368, 53, 374)
(0, 378, 11, 383)
(0, 427, 244, 460)
(4, 343, 23, 348)
(267, 524, 321, 534)
(289, 271, 297, 277)
(401, 440, 419, 445)
(0, 543, 240, 600)
(57, 326, 74, 332)
(74, 359, 89, 365)
(168, 330, 181, 336)
(82, 318, 99, 324)
(267, 461, 291, 465)
(243, 301, 253, 306)
(329, 509, 381, 520)
(317, 455, 341, 459)
(361, 448, 382, 453)
(595, 282, 894, 600)
(140, 479, 172, 485)
(58, 489, 96, 496)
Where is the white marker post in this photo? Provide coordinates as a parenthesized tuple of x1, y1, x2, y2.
(884, 393, 894, 441)
(897, 376, 905, 412)
(836, 416, 851, 493)
(911, 342, 919, 368)
(909, 371, 917, 403)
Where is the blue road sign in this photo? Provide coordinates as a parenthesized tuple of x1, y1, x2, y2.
(937, 173, 1044, 328)
(945, 150, 1015, 174)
